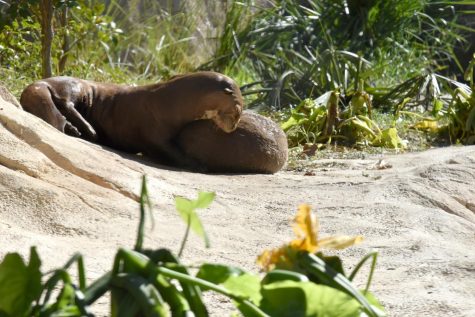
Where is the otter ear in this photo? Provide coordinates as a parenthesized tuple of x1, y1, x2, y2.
(224, 88, 233, 94)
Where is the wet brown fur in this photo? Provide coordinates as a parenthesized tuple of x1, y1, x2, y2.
(176, 111, 288, 173)
(20, 72, 243, 167)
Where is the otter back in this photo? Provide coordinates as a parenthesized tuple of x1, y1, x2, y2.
(176, 111, 288, 174)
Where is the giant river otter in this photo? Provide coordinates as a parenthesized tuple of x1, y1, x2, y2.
(20, 72, 243, 168)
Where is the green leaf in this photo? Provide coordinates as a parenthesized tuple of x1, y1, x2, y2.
(281, 116, 299, 131)
(225, 274, 262, 304)
(193, 192, 216, 209)
(135, 175, 153, 252)
(465, 104, 475, 132)
(41, 284, 77, 315)
(111, 273, 170, 317)
(175, 192, 215, 248)
(432, 99, 444, 117)
(197, 264, 261, 304)
(298, 252, 384, 317)
(373, 128, 405, 149)
(197, 264, 246, 284)
(316, 253, 345, 276)
(0, 247, 42, 317)
(364, 291, 386, 316)
(260, 281, 361, 317)
(262, 270, 309, 284)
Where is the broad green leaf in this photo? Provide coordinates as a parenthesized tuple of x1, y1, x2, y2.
(175, 192, 215, 248)
(193, 192, 216, 209)
(0, 247, 42, 317)
(197, 264, 245, 284)
(225, 274, 262, 304)
(111, 286, 142, 317)
(260, 281, 361, 317)
(281, 116, 299, 130)
(342, 117, 376, 137)
(298, 252, 384, 317)
(373, 128, 405, 149)
(111, 273, 170, 317)
(175, 197, 194, 214)
(197, 264, 261, 304)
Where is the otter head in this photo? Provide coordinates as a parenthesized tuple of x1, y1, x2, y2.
(200, 86, 243, 133)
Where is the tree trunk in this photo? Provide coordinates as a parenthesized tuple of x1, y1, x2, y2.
(40, 0, 54, 78)
(59, 6, 70, 73)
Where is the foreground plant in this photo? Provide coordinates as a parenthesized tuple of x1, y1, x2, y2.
(255, 204, 384, 317)
(0, 176, 385, 316)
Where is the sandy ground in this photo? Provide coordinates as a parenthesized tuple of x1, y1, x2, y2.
(0, 97, 474, 316)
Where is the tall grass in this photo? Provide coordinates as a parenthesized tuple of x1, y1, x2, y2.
(0, 0, 224, 91)
(205, 0, 470, 109)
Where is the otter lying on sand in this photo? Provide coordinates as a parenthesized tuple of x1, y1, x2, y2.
(20, 72, 243, 168)
(176, 111, 288, 174)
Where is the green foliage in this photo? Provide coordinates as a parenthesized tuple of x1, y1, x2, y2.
(0, 177, 386, 317)
(175, 191, 215, 254)
(0, 12, 42, 77)
(373, 58, 475, 146)
(0, 247, 41, 317)
(282, 91, 405, 149)
(1, 0, 473, 151)
(260, 281, 361, 317)
(0, 0, 123, 79)
(446, 86, 475, 144)
(208, 0, 465, 109)
(101, 1, 206, 81)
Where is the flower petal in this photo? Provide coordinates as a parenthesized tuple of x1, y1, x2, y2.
(318, 235, 364, 250)
(292, 204, 319, 252)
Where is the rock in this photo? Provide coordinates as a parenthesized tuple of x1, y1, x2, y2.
(0, 84, 21, 108)
(0, 94, 474, 316)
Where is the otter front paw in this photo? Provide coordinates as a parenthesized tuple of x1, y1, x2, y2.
(64, 122, 82, 137)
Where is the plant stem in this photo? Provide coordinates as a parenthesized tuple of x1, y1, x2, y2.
(177, 214, 191, 258)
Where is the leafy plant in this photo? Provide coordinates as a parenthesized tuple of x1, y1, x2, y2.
(206, 0, 466, 109)
(447, 86, 475, 144)
(0, 176, 386, 316)
(374, 57, 475, 146)
(282, 90, 405, 149)
(175, 191, 215, 257)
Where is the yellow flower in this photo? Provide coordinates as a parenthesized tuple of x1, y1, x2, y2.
(256, 246, 288, 271)
(257, 204, 363, 271)
(290, 204, 319, 253)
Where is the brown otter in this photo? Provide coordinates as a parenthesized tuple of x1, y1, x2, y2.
(176, 111, 288, 174)
(20, 72, 243, 167)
